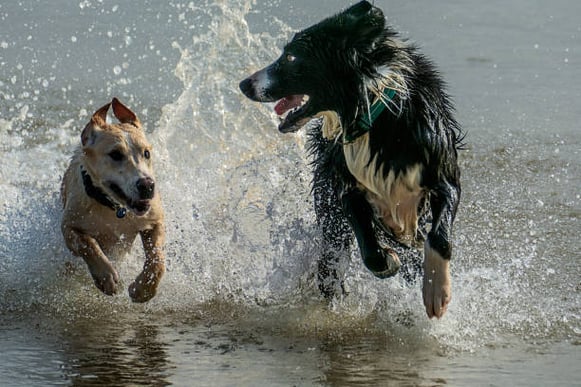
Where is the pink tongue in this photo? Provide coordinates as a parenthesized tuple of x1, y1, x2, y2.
(274, 95, 304, 116)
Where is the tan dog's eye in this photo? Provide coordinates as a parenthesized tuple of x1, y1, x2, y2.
(109, 150, 125, 161)
(144, 150, 151, 159)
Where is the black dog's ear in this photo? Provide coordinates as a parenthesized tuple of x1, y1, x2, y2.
(343, 0, 375, 20)
(341, 1, 385, 50)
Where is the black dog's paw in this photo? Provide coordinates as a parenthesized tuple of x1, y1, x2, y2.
(363, 247, 401, 279)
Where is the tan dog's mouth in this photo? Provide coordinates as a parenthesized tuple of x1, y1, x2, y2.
(109, 182, 152, 217)
(129, 199, 151, 216)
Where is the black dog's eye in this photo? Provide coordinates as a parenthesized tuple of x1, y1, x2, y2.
(109, 150, 125, 161)
(286, 54, 297, 63)
(144, 150, 151, 159)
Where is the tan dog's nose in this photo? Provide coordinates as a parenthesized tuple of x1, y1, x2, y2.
(136, 177, 155, 199)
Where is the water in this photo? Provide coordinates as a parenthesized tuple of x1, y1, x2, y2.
(1, 0, 579, 385)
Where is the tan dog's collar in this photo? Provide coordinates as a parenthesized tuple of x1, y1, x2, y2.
(80, 166, 127, 218)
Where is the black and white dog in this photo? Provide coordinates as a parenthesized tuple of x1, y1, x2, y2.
(239, 1, 463, 319)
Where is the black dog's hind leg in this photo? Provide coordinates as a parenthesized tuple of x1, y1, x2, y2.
(341, 189, 401, 278)
(313, 184, 351, 300)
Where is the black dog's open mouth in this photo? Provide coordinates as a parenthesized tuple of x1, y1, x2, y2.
(110, 183, 151, 217)
(274, 95, 313, 133)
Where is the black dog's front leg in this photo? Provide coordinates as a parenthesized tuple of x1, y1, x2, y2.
(423, 178, 460, 319)
(341, 189, 401, 278)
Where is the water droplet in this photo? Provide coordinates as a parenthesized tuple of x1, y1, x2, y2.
(113, 65, 122, 75)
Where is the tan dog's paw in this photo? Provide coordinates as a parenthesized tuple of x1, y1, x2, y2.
(89, 267, 120, 296)
(128, 264, 165, 303)
(422, 243, 451, 319)
(128, 279, 157, 303)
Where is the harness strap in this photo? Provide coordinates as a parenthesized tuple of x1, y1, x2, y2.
(345, 88, 396, 143)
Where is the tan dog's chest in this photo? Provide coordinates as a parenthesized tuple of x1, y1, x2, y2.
(62, 154, 160, 250)
(343, 133, 424, 244)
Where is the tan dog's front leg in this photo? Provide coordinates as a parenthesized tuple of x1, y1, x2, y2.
(129, 224, 165, 303)
(62, 226, 120, 295)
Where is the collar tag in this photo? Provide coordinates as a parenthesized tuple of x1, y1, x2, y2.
(116, 207, 127, 218)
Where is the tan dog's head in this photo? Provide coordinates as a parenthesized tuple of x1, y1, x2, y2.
(81, 98, 156, 216)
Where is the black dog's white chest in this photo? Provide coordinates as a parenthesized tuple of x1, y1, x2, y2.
(343, 133, 424, 244)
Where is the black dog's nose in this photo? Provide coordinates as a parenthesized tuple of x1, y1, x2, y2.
(239, 78, 254, 99)
(136, 177, 155, 199)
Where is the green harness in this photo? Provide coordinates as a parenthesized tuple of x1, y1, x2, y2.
(344, 88, 396, 143)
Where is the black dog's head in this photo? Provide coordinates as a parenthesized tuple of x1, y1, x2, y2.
(239, 1, 389, 133)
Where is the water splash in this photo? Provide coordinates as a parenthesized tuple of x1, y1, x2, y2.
(0, 0, 578, 354)
(146, 0, 317, 309)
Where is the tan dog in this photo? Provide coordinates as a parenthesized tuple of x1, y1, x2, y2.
(61, 98, 165, 302)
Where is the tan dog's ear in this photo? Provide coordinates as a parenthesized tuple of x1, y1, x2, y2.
(81, 102, 110, 146)
(112, 97, 141, 128)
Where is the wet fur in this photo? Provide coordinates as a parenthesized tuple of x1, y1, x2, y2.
(61, 98, 165, 302)
(240, 1, 462, 318)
